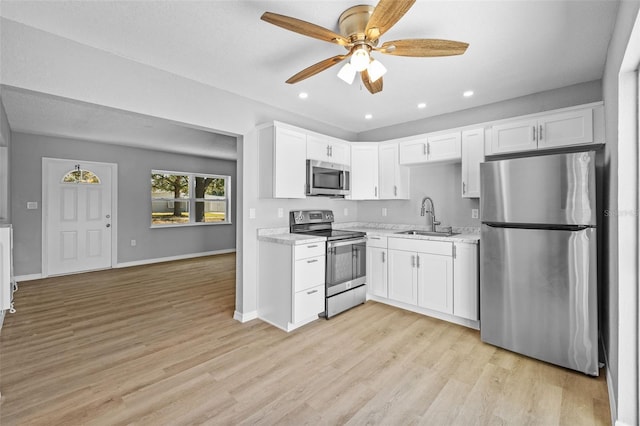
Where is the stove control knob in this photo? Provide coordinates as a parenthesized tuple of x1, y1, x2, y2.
(295, 211, 304, 223)
(325, 212, 333, 220)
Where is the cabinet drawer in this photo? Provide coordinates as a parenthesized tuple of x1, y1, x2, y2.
(294, 284, 325, 324)
(388, 238, 452, 256)
(295, 242, 325, 259)
(366, 235, 388, 248)
(294, 256, 325, 291)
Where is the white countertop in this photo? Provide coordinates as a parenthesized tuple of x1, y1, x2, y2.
(257, 222, 480, 245)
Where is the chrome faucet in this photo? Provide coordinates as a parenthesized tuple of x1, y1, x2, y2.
(421, 196, 441, 232)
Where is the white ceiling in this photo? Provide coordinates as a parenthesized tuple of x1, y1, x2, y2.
(0, 0, 619, 151)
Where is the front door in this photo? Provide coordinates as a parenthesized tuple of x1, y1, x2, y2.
(43, 158, 115, 276)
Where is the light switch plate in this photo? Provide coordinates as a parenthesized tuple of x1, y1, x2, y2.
(27, 202, 38, 210)
(472, 208, 479, 219)
(277, 208, 283, 218)
(249, 208, 256, 219)
(343, 208, 348, 216)
(382, 208, 387, 217)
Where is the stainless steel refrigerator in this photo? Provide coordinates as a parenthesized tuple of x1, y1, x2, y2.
(480, 150, 598, 376)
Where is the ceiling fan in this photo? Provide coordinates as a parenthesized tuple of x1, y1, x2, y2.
(261, 0, 469, 94)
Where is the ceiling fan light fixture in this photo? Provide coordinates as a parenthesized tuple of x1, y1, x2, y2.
(350, 46, 371, 72)
(337, 62, 357, 84)
(367, 59, 387, 83)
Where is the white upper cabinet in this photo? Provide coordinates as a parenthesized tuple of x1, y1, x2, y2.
(461, 128, 485, 198)
(426, 132, 462, 162)
(379, 143, 409, 199)
(490, 118, 539, 154)
(258, 123, 307, 199)
(398, 137, 429, 164)
(399, 131, 461, 165)
(307, 134, 350, 165)
(537, 108, 593, 149)
(350, 143, 379, 200)
(489, 105, 598, 155)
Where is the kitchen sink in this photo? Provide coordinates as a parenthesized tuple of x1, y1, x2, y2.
(395, 230, 460, 237)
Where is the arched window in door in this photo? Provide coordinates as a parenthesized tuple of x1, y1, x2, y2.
(62, 165, 101, 184)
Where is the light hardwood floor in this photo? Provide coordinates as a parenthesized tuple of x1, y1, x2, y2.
(0, 254, 610, 425)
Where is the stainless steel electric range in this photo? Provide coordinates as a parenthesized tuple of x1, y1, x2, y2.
(290, 210, 367, 318)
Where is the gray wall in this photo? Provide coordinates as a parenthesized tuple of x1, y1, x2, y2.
(601, 0, 640, 421)
(10, 132, 237, 276)
(357, 162, 479, 228)
(357, 80, 602, 141)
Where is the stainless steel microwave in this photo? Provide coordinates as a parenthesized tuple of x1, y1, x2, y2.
(306, 160, 350, 197)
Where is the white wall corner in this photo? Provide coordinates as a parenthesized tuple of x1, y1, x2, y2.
(233, 310, 258, 323)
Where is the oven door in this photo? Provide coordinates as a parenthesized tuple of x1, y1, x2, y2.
(326, 237, 367, 297)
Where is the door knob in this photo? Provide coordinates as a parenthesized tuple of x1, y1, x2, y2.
(106, 224, 111, 228)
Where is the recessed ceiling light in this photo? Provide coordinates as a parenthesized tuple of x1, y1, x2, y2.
(417, 102, 427, 109)
(364, 114, 373, 120)
(298, 92, 308, 99)
(463, 90, 474, 97)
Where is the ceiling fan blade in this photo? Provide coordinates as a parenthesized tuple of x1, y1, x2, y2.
(286, 54, 350, 84)
(378, 39, 469, 57)
(361, 70, 383, 94)
(261, 12, 350, 46)
(365, 0, 416, 41)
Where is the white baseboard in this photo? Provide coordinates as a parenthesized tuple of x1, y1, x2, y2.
(234, 310, 258, 323)
(116, 249, 235, 268)
(14, 273, 43, 282)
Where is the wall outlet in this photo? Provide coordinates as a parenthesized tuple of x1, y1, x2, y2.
(382, 207, 388, 217)
(27, 202, 38, 210)
(277, 208, 283, 218)
(131, 239, 137, 247)
(472, 208, 479, 219)
(344, 208, 348, 216)
(249, 208, 256, 219)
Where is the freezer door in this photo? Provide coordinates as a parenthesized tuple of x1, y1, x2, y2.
(480, 224, 598, 375)
(481, 151, 596, 226)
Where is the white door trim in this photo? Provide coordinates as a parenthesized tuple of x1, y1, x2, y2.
(42, 157, 118, 278)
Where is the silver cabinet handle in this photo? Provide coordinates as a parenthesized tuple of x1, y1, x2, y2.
(394, 185, 397, 196)
(533, 125, 537, 141)
(539, 125, 543, 140)
(416, 255, 420, 268)
(462, 182, 466, 194)
(423, 143, 427, 156)
(374, 186, 378, 197)
(369, 236, 381, 240)
(326, 145, 330, 157)
(411, 255, 415, 268)
(427, 143, 430, 155)
(330, 145, 333, 156)
(382, 251, 386, 262)
(307, 289, 318, 295)
(307, 259, 318, 264)
(307, 245, 318, 248)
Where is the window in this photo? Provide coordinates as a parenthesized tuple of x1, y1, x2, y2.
(151, 170, 231, 226)
(62, 166, 101, 184)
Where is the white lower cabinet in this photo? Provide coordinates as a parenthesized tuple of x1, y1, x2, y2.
(369, 235, 479, 328)
(453, 242, 479, 321)
(366, 236, 388, 298)
(258, 240, 326, 331)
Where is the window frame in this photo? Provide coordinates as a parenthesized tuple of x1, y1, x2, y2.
(151, 169, 232, 228)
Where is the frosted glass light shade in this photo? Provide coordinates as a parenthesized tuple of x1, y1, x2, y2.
(367, 59, 387, 83)
(350, 47, 370, 72)
(337, 62, 357, 84)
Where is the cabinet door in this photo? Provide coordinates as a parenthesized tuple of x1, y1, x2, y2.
(427, 132, 461, 162)
(274, 126, 307, 198)
(537, 108, 593, 149)
(387, 249, 417, 305)
(367, 246, 388, 298)
(417, 253, 453, 314)
(491, 119, 538, 154)
(399, 138, 429, 165)
(306, 134, 330, 162)
(453, 243, 479, 320)
(461, 128, 484, 198)
(329, 141, 351, 165)
(350, 144, 379, 199)
(379, 143, 408, 199)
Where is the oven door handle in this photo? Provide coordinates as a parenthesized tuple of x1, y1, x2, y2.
(327, 238, 367, 249)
